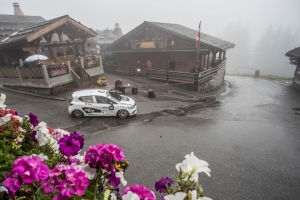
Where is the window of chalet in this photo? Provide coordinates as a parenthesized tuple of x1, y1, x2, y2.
(51, 33, 59, 42)
(40, 47, 51, 58)
(40, 36, 47, 43)
(62, 34, 69, 41)
(54, 46, 65, 57)
(65, 46, 74, 56)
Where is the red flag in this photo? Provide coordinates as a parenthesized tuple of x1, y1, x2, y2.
(196, 21, 201, 48)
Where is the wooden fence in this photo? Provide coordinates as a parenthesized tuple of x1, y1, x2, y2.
(0, 67, 19, 78)
(18, 66, 44, 79)
(0, 66, 44, 79)
(104, 64, 135, 76)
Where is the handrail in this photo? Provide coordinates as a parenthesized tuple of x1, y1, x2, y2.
(70, 69, 81, 89)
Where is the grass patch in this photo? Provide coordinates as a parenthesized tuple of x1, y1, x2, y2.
(226, 73, 293, 81)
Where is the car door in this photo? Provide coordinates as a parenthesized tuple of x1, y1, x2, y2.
(94, 96, 115, 116)
(79, 95, 98, 116)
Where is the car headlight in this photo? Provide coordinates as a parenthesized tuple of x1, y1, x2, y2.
(128, 105, 135, 109)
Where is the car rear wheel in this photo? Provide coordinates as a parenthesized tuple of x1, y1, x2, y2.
(118, 109, 129, 118)
(72, 110, 84, 118)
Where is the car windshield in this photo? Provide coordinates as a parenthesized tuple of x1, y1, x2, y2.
(108, 91, 121, 101)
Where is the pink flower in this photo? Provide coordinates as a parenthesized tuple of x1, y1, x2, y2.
(51, 128, 70, 140)
(3, 156, 49, 198)
(42, 164, 89, 199)
(84, 143, 125, 168)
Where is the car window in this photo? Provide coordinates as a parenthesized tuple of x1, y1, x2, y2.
(95, 96, 109, 104)
(78, 96, 93, 103)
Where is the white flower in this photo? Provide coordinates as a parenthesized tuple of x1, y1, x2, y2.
(189, 190, 212, 200)
(16, 136, 23, 143)
(35, 130, 48, 146)
(0, 93, 6, 109)
(78, 163, 97, 180)
(110, 193, 117, 200)
(176, 152, 211, 182)
(18, 127, 26, 132)
(122, 191, 140, 200)
(37, 122, 49, 135)
(164, 192, 187, 200)
(15, 116, 23, 123)
(32, 153, 48, 161)
(1, 114, 11, 123)
(0, 186, 8, 193)
(49, 137, 59, 152)
(74, 154, 84, 163)
(116, 171, 127, 186)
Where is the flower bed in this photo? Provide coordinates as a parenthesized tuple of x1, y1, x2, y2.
(47, 63, 69, 78)
(0, 93, 212, 200)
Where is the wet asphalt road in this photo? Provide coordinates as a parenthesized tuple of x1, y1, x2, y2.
(81, 76, 300, 200)
(1, 75, 300, 199)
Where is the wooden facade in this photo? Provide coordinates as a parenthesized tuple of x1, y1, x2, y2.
(104, 21, 235, 73)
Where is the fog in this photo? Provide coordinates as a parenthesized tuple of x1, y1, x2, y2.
(1, 0, 300, 77)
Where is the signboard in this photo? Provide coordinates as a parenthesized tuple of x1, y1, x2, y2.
(139, 42, 156, 49)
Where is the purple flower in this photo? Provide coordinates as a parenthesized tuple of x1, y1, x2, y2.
(121, 184, 156, 200)
(14, 111, 19, 116)
(70, 131, 84, 149)
(155, 177, 174, 193)
(28, 112, 39, 126)
(31, 131, 37, 142)
(58, 135, 81, 157)
(107, 168, 121, 188)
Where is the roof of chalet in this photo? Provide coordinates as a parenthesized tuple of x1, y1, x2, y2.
(286, 47, 300, 58)
(0, 14, 45, 39)
(0, 15, 97, 48)
(105, 21, 235, 51)
(146, 21, 235, 50)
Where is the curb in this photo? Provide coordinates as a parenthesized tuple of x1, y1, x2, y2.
(0, 86, 67, 101)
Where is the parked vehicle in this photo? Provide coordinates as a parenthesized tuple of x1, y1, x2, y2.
(68, 89, 137, 118)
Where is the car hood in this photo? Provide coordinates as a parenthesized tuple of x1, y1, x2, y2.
(119, 95, 135, 105)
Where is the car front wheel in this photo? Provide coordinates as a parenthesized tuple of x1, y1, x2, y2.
(118, 109, 129, 118)
(72, 110, 84, 118)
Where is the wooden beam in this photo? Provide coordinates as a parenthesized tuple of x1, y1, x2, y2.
(27, 17, 68, 42)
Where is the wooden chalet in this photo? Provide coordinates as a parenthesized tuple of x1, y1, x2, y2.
(104, 21, 235, 73)
(103, 21, 235, 91)
(0, 15, 104, 95)
(286, 47, 300, 90)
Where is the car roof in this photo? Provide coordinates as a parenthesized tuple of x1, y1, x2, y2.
(72, 89, 108, 97)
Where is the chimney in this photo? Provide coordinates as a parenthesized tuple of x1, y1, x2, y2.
(113, 23, 123, 36)
(13, 3, 24, 16)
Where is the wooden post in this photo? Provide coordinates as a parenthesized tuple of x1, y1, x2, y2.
(223, 51, 226, 60)
(207, 52, 210, 69)
(219, 51, 222, 59)
(203, 54, 206, 71)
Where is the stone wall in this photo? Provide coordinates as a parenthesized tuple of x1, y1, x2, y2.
(198, 63, 226, 92)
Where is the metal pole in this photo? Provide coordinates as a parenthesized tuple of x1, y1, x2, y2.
(196, 21, 201, 73)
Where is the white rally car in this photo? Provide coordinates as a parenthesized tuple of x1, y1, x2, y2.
(68, 89, 137, 119)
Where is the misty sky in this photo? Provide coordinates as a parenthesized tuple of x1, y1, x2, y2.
(1, 0, 299, 40)
(1, 0, 300, 77)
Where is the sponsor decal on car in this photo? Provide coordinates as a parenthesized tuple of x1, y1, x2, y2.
(82, 107, 102, 113)
(109, 106, 114, 110)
